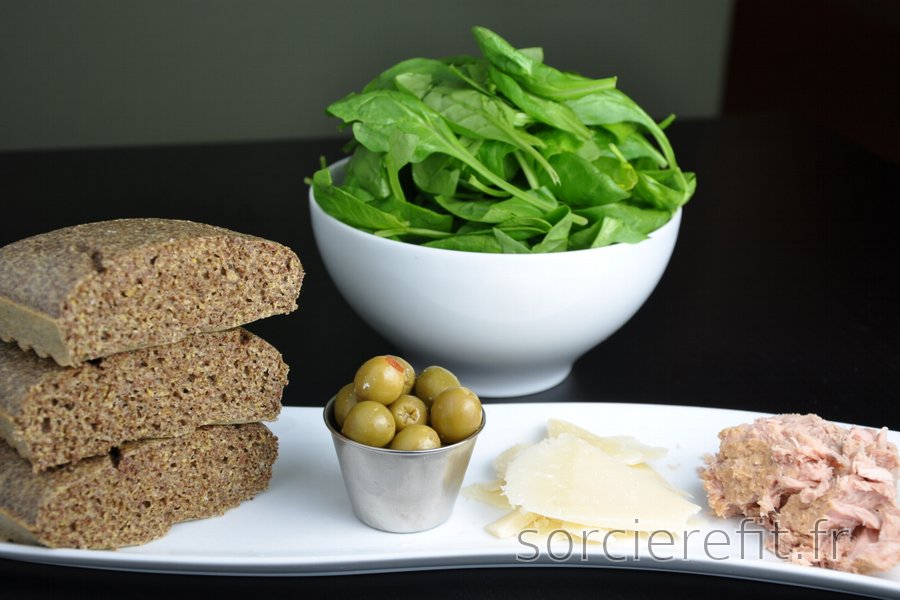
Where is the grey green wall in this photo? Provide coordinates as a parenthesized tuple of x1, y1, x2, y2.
(0, 1, 734, 150)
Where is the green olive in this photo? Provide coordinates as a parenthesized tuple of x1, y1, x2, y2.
(389, 394, 429, 431)
(430, 386, 483, 444)
(389, 424, 441, 451)
(341, 401, 396, 447)
(388, 355, 416, 395)
(333, 383, 359, 428)
(414, 366, 460, 408)
(354, 355, 407, 405)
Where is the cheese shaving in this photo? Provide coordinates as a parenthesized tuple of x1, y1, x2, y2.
(466, 419, 699, 539)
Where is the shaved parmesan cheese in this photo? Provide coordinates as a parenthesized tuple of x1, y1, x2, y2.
(492, 443, 531, 479)
(485, 507, 540, 538)
(466, 419, 699, 539)
(502, 434, 699, 532)
(462, 480, 510, 510)
(546, 419, 666, 464)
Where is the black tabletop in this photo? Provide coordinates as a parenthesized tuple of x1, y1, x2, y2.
(1, 117, 898, 598)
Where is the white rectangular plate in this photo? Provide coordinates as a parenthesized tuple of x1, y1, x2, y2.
(1, 403, 897, 598)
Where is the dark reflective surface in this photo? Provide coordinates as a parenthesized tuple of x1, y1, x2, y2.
(1, 117, 897, 597)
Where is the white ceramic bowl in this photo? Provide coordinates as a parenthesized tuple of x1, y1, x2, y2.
(310, 159, 681, 397)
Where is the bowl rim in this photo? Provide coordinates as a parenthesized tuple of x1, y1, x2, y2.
(309, 157, 682, 260)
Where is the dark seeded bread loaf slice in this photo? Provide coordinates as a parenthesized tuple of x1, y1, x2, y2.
(0, 328, 286, 472)
(0, 422, 277, 549)
(0, 218, 303, 366)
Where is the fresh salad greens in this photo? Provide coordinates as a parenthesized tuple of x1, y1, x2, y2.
(311, 26, 695, 253)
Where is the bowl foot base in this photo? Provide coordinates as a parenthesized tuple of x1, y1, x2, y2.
(408, 357, 573, 399)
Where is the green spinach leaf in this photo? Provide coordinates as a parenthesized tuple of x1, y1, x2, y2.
(314, 26, 695, 254)
(473, 26, 617, 101)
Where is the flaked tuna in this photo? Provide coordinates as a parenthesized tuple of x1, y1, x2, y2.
(701, 413, 900, 573)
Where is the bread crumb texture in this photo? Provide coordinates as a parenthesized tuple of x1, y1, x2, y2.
(0, 219, 303, 365)
(0, 423, 277, 549)
(0, 328, 286, 472)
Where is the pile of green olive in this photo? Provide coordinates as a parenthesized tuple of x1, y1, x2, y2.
(333, 355, 483, 450)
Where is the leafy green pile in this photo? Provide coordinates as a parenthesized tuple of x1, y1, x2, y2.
(311, 26, 695, 253)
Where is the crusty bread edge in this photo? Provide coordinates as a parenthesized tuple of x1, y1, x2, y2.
(0, 296, 71, 367)
(0, 406, 34, 463)
(0, 506, 38, 545)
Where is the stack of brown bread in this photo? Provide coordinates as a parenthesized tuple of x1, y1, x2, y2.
(0, 219, 303, 549)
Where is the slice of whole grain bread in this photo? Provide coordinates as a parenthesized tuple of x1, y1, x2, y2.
(0, 218, 302, 366)
(0, 422, 277, 549)
(0, 328, 286, 472)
